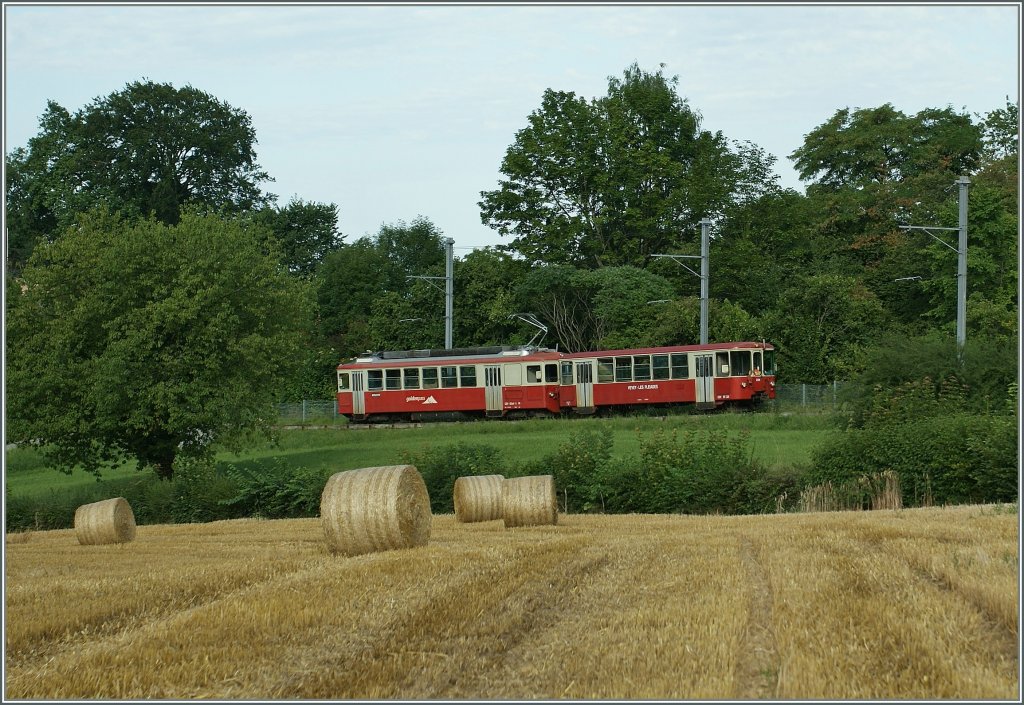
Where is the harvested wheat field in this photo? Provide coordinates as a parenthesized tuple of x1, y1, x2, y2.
(4, 505, 1020, 700)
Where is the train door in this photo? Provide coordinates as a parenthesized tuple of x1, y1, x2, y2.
(351, 370, 366, 418)
(574, 360, 595, 414)
(484, 365, 503, 417)
(694, 354, 715, 410)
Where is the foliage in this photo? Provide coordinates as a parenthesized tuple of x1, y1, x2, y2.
(6, 210, 313, 480)
(399, 442, 507, 513)
(480, 63, 777, 268)
(5, 80, 271, 271)
(220, 460, 331, 519)
(514, 264, 675, 351)
(809, 413, 1017, 507)
(316, 217, 448, 356)
(763, 274, 888, 383)
(252, 198, 344, 276)
(841, 331, 1019, 425)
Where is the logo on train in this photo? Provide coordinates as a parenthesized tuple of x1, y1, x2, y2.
(406, 395, 438, 404)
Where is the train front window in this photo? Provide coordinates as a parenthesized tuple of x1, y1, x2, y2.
(422, 367, 439, 389)
(403, 368, 419, 389)
(385, 369, 402, 390)
(730, 350, 752, 376)
(545, 364, 559, 383)
(716, 352, 730, 376)
(560, 361, 574, 385)
(337, 372, 350, 392)
(763, 350, 776, 376)
(460, 366, 477, 387)
(367, 370, 383, 391)
(753, 352, 763, 374)
(441, 366, 458, 388)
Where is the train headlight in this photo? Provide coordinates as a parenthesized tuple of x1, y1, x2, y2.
(769, 380, 775, 387)
(740, 382, 748, 388)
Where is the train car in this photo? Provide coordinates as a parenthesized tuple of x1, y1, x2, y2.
(336, 346, 564, 422)
(559, 341, 776, 413)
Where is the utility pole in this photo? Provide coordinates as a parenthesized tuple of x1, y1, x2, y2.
(652, 218, 712, 345)
(899, 175, 970, 358)
(444, 237, 454, 349)
(407, 236, 456, 350)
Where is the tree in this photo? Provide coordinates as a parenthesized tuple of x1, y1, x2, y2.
(6, 210, 312, 480)
(252, 198, 343, 276)
(515, 265, 675, 352)
(762, 274, 888, 383)
(316, 217, 448, 357)
(480, 63, 775, 268)
(5, 80, 272, 268)
(789, 104, 983, 327)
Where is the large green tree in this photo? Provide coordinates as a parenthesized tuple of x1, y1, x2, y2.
(252, 198, 343, 276)
(479, 64, 776, 268)
(6, 210, 312, 480)
(5, 80, 272, 271)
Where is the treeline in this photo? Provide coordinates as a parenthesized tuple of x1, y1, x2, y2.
(5, 68, 1018, 483)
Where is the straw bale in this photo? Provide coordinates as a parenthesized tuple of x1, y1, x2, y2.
(453, 474, 504, 523)
(320, 465, 432, 556)
(74, 497, 136, 545)
(502, 475, 558, 528)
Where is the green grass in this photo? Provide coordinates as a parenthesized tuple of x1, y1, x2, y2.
(5, 411, 837, 501)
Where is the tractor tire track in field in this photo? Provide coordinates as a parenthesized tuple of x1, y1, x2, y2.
(903, 556, 1019, 663)
(256, 535, 606, 699)
(735, 536, 779, 700)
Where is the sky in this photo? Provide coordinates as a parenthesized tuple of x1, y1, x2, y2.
(3, 2, 1021, 253)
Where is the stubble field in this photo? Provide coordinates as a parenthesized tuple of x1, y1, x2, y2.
(4, 505, 1019, 700)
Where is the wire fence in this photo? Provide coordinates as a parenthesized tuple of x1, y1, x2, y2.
(275, 383, 850, 423)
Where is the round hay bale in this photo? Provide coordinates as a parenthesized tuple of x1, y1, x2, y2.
(502, 475, 558, 528)
(453, 474, 504, 523)
(74, 497, 136, 545)
(320, 465, 432, 556)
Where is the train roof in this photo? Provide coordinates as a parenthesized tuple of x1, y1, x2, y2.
(338, 345, 561, 368)
(337, 341, 774, 369)
(562, 341, 774, 358)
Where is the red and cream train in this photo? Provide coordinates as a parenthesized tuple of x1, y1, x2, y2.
(336, 341, 775, 423)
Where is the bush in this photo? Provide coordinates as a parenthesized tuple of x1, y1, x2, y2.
(400, 442, 507, 513)
(220, 459, 331, 519)
(810, 413, 1017, 506)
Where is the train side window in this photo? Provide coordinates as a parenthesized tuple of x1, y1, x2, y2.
(560, 361, 574, 385)
(670, 354, 689, 379)
(386, 369, 402, 390)
(753, 352, 763, 374)
(545, 363, 559, 383)
(716, 352, 730, 376)
(615, 356, 632, 382)
(460, 366, 477, 387)
(441, 366, 458, 388)
(338, 372, 350, 391)
(652, 355, 669, 380)
(422, 367, 439, 389)
(730, 350, 752, 376)
(597, 357, 614, 383)
(633, 355, 651, 381)
(367, 369, 384, 390)
(403, 368, 419, 390)
(526, 365, 542, 384)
